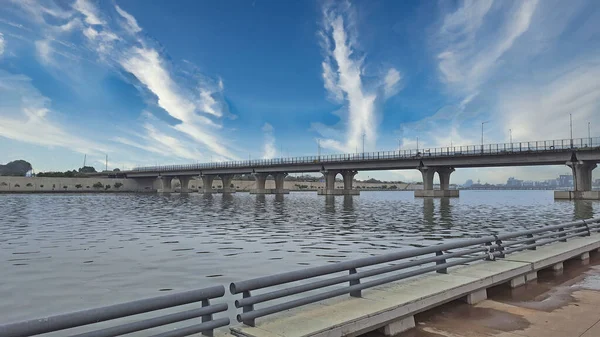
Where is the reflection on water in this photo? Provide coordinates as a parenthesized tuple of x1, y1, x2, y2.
(574, 200, 595, 220)
(0, 191, 598, 322)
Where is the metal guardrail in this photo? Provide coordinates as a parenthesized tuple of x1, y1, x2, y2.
(130, 136, 600, 173)
(0, 285, 229, 337)
(229, 217, 600, 326)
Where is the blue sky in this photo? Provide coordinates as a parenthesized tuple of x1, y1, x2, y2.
(0, 0, 599, 183)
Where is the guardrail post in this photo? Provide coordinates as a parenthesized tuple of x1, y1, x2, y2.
(436, 251, 447, 274)
(558, 227, 567, 242)
(582, 220, 591, 237)
(242, 290, 255, 327)
(526, 234, 536, 250)
(349, 268, 361, 297)
(201, 298, 214, 337)
(495, 237, 505, 258)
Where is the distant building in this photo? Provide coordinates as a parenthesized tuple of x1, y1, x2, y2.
(558, 175, 573, 188)
(506, 177, 523, 187)
(463, 179, 473, 187)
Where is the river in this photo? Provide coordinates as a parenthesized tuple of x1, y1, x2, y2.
(0, 190, 598, 324)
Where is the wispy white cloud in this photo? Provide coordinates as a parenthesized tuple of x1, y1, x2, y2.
(120, 47, 236, 159)
(6, 0, 239, 163)
(437, 0, 538, 95)
(0, 70, 108, 155)
(115, 5, 142, 34)
(34, 39, 52, 64)
(0, 33, 5, 56)
(383, 68, 402, 99)
(73, 0, 105, 25)
(316, 1, 403, 153)
(262, 123, 276, 159)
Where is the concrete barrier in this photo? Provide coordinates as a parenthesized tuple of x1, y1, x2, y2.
(554, 190, 600, 200)
(230, 234, 600, 337)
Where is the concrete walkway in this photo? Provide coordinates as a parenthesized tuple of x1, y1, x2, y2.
(365, 254, 600, 337)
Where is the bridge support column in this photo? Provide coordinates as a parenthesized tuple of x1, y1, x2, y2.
(218, 174, 236, 193)
(273, 173, 289, 194)
(342, 170, 357, 190)
(157, 176, 172, 193)
(132, 177, 158, 192)
(201, 175, 216, 194)
(250, 173, 268, 194)
(318, 170, 359, 195)
(555, 161, 599, 200)
(177, 176, 192, 193)
(415, 166, 459, 197)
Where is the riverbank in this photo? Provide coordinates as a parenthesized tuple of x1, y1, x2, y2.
(0, 176, 424, 193)
(0, 176, 146, 193)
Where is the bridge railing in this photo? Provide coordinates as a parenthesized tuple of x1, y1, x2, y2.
(130, 136, 600, 173)
(229, 217, 600, 326)
(0, 285, 229, 337)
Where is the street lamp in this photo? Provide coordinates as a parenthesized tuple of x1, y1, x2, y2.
(569, 113, 573, 147)
(588, 121, 591, 146)
(362, 132, 366, 158)
(317, 139, 321, 160)
(481, 121, 489, 153)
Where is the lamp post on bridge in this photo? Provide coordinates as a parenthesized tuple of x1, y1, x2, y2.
(317, 138, 321, 161)
(361, 132, 366, 159)
(570, 113, 573, 148)
(481, 121, 489, 153)
(589, 122, 592, 146)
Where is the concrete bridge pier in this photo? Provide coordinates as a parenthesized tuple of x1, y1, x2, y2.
(273, 173, 290, 194)
(250, 173, 268, 194)
(177, 176, 192, 193)
(555, 161, 600, 200)
(318, 170, 359, 195)
(201, 175, 216, 194)
(415, 166, 459, 197)
(157, 176, 172, 193)
(218, 174, 236, 193)
(132, 177, 157, 192)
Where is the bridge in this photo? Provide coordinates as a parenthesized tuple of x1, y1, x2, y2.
(107, 137, 600, 199)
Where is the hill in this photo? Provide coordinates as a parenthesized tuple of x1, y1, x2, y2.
(0, 160, 33, 176)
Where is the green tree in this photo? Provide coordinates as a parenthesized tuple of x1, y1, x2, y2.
(92, 182, 104, 189)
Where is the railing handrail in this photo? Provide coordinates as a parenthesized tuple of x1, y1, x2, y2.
(0, 285, 228, 337)
(128, 136, 600, 173)
(230, 217, 600, 326)
(229, 218, 593, 293)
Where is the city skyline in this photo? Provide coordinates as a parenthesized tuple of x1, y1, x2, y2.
(1, 0, 599, 184)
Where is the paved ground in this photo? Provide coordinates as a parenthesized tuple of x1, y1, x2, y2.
(364, 251, 600, 337)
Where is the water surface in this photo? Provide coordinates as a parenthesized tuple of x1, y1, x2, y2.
(0, 191, 598, 323)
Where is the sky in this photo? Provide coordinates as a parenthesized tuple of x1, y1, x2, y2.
(0, 0, 599, 184)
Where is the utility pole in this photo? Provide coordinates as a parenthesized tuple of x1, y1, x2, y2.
(570, 113, 573, 147)
(83, 154, 86, 168)
(398, 139, 401, 153)
(317, 139, 321, 159)
(362, 132, 366, 158)
(416, 136, 419, 153)
(509, 129, 512, 144)
(105, 154, 108, 171)
(481, 121, 489, 153)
